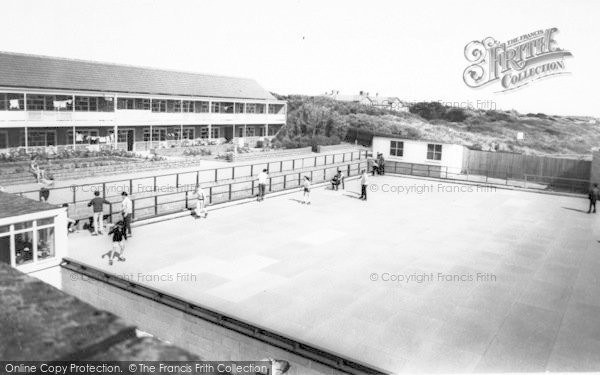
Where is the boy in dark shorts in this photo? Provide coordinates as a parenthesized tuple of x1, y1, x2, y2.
(102, 221, 127, 265)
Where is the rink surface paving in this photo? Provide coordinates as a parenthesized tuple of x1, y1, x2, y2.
(66, 175, 600, 373)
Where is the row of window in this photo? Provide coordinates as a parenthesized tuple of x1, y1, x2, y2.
(0, 126, 279, 148)
(0, 92, 286, 114)
(0, 93, 114, 112)
(0, 218, 56, 267)
(390, 141, 443, 161)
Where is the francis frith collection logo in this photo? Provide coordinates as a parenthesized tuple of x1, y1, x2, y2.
(463, 28, 573, 92)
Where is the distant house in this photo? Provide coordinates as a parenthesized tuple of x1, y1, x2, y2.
(323, 90, 409, 112)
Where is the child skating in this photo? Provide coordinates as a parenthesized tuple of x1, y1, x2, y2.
(102, 221, 127, 265)
(302, 176, 311, 205)
(193, 185, 208, 219)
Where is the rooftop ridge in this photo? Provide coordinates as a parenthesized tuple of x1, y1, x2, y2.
(0, 50, 256, 82)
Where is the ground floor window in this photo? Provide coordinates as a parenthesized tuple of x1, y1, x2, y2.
(143, 128, 167, 142)
(67, 129, 100, 144)
(0, 131, 7, 148)
(199, 127, 208, 139)
(20, 130, 57, 147)
(173, 128, 194, 140)
(427, 144, 443, 161)
(237, 127, 244, 137)
(0, 218, 56, 267)
(246, 127, 255, 137)
(390, 141, 404, 157)
(268, 126, 279, 136)
(211, 127, 220, 139)
(258, 126, 265, 137)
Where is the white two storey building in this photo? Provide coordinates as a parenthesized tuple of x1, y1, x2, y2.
(0, 52, 286, 152)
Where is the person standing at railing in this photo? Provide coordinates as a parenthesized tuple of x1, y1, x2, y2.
(121, 192, 133, 237)
(193, 185, 208, 219)
(359, 169, 368, 200)
(87, 191, 110, 235)
(302, 176, 311, 205)
(588, 183, 600, 214)
(257, 168, 269, 202)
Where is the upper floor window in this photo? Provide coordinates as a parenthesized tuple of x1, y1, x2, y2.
(166, 100, 181, 113)
(117, 97, 150, 110)
(75, 96, 114, 112)
(234, 103, 244, 113)
(182, 100, 194, 113)
(246, 103, 265, 114)
(151, 99, 166, 112)
(27, 95, 73, 111)
(194, 101, 209, 113)
(390, 141, 404, 157)
(0, 93, 25, 111)
(211, 102, 234, 114)
(427, 144, 442, 161)
(268, 104, 285, 114)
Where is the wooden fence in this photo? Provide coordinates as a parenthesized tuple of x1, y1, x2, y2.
(462, 149, 591, 180)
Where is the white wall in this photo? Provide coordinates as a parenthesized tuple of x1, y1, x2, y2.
(373, 136, 465, 174)
(0, 207, 68, 273)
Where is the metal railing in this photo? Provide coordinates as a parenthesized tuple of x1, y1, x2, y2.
(125, 160, 366, 222)
(15, 150, 367, 222)
(381, 160, 589, 194)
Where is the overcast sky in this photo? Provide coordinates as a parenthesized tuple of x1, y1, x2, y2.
(0, 0, 597, 117)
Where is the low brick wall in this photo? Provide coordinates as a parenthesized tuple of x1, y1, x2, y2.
(0, 263, 199, 361)
(316, 144, 364, 153)
(230, 147, 313, 162)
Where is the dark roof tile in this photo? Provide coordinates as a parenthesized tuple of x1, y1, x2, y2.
(0, 52, 275, 100)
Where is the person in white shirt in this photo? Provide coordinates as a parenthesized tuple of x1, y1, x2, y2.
(121, 192, 133, 237)
(257, 169, 269, 202)
(193, 185, 208, 219)
(359, 169, 368, 200)
(302, 176, 311, 205)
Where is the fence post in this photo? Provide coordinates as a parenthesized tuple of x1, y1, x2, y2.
(232, 167, 235, 180)
(298, 173, 301, 186)
(176, 173, 179, 189)
(280, 161, 283, 172)
(310, 170, 313, 182)
(323, 169, 326, 181)
(228, 184, 232, 200)
(283, 175, 286, 189)
(72, 187, 76, 204)
(109, 203, 113, 224)
(185, 191, 188, 209)
(154, 196, 158, 215)
(347, 164, 350, 177)
(215, 169, 218, 182)
(269, 178, 272, 192)
(250, 164, 254, 176)
(292, 159, 295, 170)
(251, 180, 255, 196)
(209, 187, 213, 204)
(131, 200, 135, 220)
(351, 152, 354, 161)
(343, 153, 346, 163)
(102, 183, 106, 198)
(129, 179, 133, 195)
(153, 176, 157, 192)
(314, 157, 317, 167)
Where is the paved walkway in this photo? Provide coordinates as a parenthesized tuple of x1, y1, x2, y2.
(65, 176, 600, 373)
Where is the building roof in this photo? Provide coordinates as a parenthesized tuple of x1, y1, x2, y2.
(0, 52, 275, 100)
(0, 191, 60, 220)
